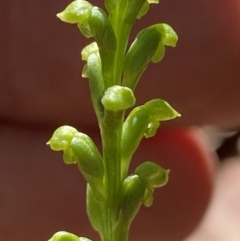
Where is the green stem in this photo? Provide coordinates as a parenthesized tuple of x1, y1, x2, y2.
(100, 110, 133, 241)
(113, 27, 130, 85)
(110, 12, 131, 85)
(102, 207, 113, 241)
(100, 110, 123, 204)
(99, 11, 132, 241)
(102, 206, 130, 241)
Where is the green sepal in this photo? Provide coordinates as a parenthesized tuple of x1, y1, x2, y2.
(135, 161, 169, 207)
(87, 53, 105, 120)
(47, 126, 104, 178)
(123, 25, 161, 90)
(57, 4, 116, 88)
(87, 185, 104, 235)
(87, 7, 117, 87)
(123, 23, 178, 90)
(137, 0, 160, 19)
(144, 99, 181, 121)
(121, 106, 150, 176)
(157, 23, 178, 47)
(81, 42, 99, 61)
(101, 85, 136, 112)
(47, 126, 78, 151)
(137, 1, 149, 19)
(82, 64, 89, 78)
(142, 188, 154, 207)
(63, 147, 76, 164)
(135, 161, 169, 188)
(78, 21, 93, 38)
(47, 126, 105, 200)
(144, 119, 160, 138)
(81, 43, 104, 120)
(118, 0, 146, 26)
(151, 41, 165, 63)
(117, 175, 145, 222)
(56, 0, 93, 24)
(148, 0, 159, 4)
(121, 99, 179, 177)
(70, 132, 106, 200)
(70, 133, 104, 179)
(48, 231, 92, 241)
(80, 238, 92, 241)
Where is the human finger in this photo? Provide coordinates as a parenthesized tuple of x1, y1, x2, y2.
(185, 156, 240, 241)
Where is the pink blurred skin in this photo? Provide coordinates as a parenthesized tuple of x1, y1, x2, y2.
(1, 0, 240, 240)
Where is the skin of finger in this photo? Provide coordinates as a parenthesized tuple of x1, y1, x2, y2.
(0, 125, 215, 241)
(1, 0, 240, 128)
(184, 157, 240, 241)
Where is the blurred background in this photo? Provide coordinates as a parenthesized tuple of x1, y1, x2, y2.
(0, 0, 240, 240)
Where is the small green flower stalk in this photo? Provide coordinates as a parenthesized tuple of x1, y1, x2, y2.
(47, 0, 180, 241)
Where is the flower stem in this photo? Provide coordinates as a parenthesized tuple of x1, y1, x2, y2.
(100, 110, 123, 204)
